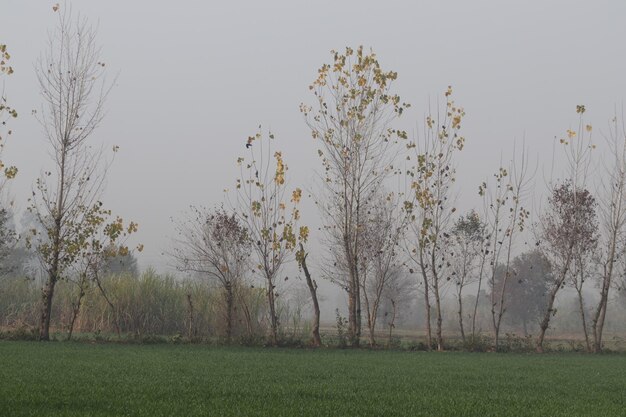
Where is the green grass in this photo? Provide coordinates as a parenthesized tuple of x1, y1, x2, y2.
(1, 341, 625, 416)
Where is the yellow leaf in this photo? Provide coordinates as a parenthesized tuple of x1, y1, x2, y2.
(291, 188, 302, 204)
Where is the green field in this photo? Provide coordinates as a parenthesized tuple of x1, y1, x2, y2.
(1, 341, 625, 416)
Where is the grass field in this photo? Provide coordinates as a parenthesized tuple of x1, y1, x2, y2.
(1, 341, 625, 416)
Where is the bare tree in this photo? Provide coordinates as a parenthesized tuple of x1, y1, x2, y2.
(591, 113, 626, 353)
(172, 206, 251, 342)
(301, 46, 408, 347)
(233, 130, 303, 345)
(480, 148, 531, 351)
(535, 106, 597, 352)
(360, 191, 406, 346)
(29, 6, 136, 341)
(404, 87, 465, 351)
(536, 182, 597, 352)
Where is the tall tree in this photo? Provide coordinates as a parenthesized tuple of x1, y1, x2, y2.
(172, 206, 251, 342)
(480, 148, 531, 351)
(536, 182, 597, 352)
(30, 6, 137, 340)
(359, 190, 406, 347)
(301, 46, 408, 346)
(536, 106, 597, 352)
(404, 87, 465, 351)
(591, 113, 626, 353)
(233, 129, 304, 345)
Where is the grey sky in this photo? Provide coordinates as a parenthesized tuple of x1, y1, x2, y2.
(2, 0, 626, 276)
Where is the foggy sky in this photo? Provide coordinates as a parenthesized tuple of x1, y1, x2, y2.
(2, 0, 626, 286)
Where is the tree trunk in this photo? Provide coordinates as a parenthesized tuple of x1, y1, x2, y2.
(355, 280, 361, 347)
(492, 266, 512, 351)
(471, 257, 486, 347)
(225, 282, 234, 343)
(433, 283, 443, 351)
(267, 276, 279, 345)
(240, 295, 254, 338)
(95, 277, 121, 338)
(39, 273, 58, 341)
(430, 248, 444, 351)
(575, 286, 591, 352)
(537, 284, 561, 353)
(592, 286, 609, 353)
(299, 245, 321, 347)
(67, 284, 86, 341)
(418, 250, 433, 350)
(592, 256, 614, 353)
(457, 288, 466, 344)
(537, 249, 572, 353)
(366, 296, 381, 348)
(422, 277, 432, 351)
(386, 299, 396, 348)
(186, 293, 194, 340)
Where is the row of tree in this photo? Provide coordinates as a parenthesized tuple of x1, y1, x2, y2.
(1, 6, 626, 352)
(171, 45, 626, 353)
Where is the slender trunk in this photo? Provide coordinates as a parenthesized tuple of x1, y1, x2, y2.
(433, 282, 443, 351)
(267, 276, 278, 345)
(240, 294, 253, 338)
(67, 283, 86, 341)
(299, 245, 321, 347)
(95, 277, 120, 338)
(536, 285, 560, 353)
(39, 135, 67, 341)
(457, 288, 466, 343)
(366, 294, 382, 348)
(362, 278, 374, 347)
(39, 274, 57, 341)
(418, 250, 432, 350)
(592, 278, 611, 353)
(537, 246, 573, 352)
(592, 251, 615, 353)
(344, 237, 359, 347)
(458, 250, 470, 344)
(492, 270, 508, 351)
(493, 236, 516, 351)
(594, 300, 608, 353)
(424, 278, 433, 350)
(368, 315, 376, 347)
(386, 299, 396, 348)
(354, 173, 362, 348)
(225, 282, 233, 343)
(471, 252, 486, 346)
(430, 245, 443, 351)
(39, 219, 62, 341)
(355, 278, 361, 347)
(186, 293, 194, 340)
(575, 286, 591, 352)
